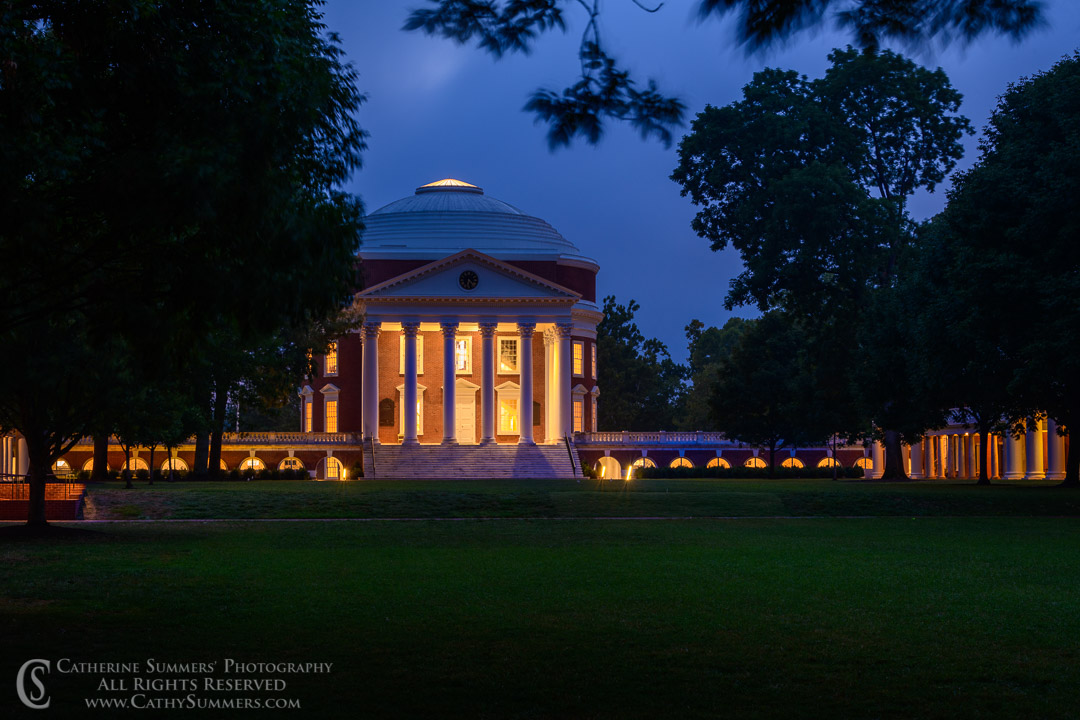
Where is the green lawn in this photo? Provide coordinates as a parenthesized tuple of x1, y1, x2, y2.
(5, 480, 1080, 718)
(83, 477, 1080, 520)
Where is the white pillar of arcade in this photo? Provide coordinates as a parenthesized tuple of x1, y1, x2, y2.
(361, 322, 381, 444)
(479, 322, 497, 445)
(1046, 419, 1066, 481)
(962, 435, 972, 479)
(441, 322, 458, 445)
(871, 441, 884, 479)
(909, 440, 924, 479)
(556, 323, 573, 440)
(517, 323, 536, 445)
(402, 321, 420, 446)
(1025, 418, 1045, 480)
(544, 329, 556, 443)
(17, 437, 28, 479)
(1004, 430, 1026, 480)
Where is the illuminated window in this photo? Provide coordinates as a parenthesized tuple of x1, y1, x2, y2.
(670, 457, 693, 469)
(592, 343, 597, 376)
(855, 457, 873, 470)
(455, 337, 472, 373)
(239, 457, 266, 472)
(631, 457, 657, 469)
(51, 459, 72, 475)
(82, 458, 107, 473)
(325, 342, 338, 375)
(707, 457, 731, 469)
(781, 457, 804, 468)
(122, 457, 150, 472)
(325, 399, 338, 433)
(596, 456, 622, 479)
(744, 457, 767, 469)
(399, 334, 424, 374)
(397, 385, 425, 435)
(591, 397, 598, 432)
(161, 458, 189, 473)
(498, 338, 518, 373)
(500, 398, 518, 434)
(279, 457, 305, 472)
(817, 457, 840, 468)
(304, 398, 313, 433)
(573, 398, 584, 433)
(324, 456, 344, 480)
(219, 459, 229, 471)
(573, 341, 584, 376)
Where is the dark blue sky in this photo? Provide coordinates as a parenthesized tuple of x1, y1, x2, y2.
(323, 1, 1079, 361)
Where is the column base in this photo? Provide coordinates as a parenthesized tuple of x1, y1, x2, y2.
(909, 472, 924, 479)
(401, 438, 420, 447)
(479, 438, 496, 446)
(1003, 471, 1026, 480)
(441, 439, 459, 446)
(1046, 472, 1066, 481)
(1024, 472, 1046, 480)
(517, 438, 536, 446)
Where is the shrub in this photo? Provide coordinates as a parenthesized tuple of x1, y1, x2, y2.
(350, 462, 364, 479)
(135, 468, 151, 481)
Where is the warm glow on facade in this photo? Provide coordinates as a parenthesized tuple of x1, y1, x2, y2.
(326, 342, 338, 375)
(325, 400, 338, 433)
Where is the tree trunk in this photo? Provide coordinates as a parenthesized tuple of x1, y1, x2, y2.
(24, 433, 50, 527)
(880, 429, 909, 480)
(122, 444, 133, 489)
(91, 433, 109, 481)
(208, 388, 228, 478)
(192, 432, 209, 478)
(977, 429, 991, 485)
(148, 445, 156, 485)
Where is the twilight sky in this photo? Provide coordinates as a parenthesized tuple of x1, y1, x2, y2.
(323, 1, 1080, 361)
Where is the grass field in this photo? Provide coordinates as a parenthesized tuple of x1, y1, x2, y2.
(5, 479, 1080, 718)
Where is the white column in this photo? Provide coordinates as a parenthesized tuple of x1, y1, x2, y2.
(544, 329, 555, 444)
(1004, 430, 1025, 480)
(871, 440, 884, 479)
(517, 323, 536, 445)
(1025, 418, 1045, 480)
(961, 435, 972, 479)
(1046, 419, 1066, 481)
(909, 440, 924, 479)
(441, 322, 458, 445)
(479, 322, 497, 445)
(988, 434, 998, 479)
(556, 323, 573, 440)
(17, 437, 28, 479)
(361, 322, 380, 443)
(402, 322, 420, 446)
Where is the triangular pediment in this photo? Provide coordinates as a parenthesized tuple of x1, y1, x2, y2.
(358, 250, 580, 302)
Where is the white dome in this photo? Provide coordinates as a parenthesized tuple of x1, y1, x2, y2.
(362, 179, 586, 259)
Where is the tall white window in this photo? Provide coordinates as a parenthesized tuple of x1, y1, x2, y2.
(496, 382, 520, 435)
(573, 398, 584, 433)
(304, 398, 313, 433)
(399, 334, 424, 374)
(325, 342, 338, 375)
(573, 341, 584, 376)
(397, 385, 425, 435)
(591, 396, 598, 432)
(455, 337, 472, 373)
(498, 337, 519, 373)
(325, 399, 338, 433)
(592, 343, 597, 377)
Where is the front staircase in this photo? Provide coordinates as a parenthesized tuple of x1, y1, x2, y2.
(363, 442, 581, 479)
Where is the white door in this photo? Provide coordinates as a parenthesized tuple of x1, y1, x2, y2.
(456, 395, 476, 444)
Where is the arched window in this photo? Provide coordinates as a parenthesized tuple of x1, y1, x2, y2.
(707, 457, 731, 469)
(781, 457, 804, 468)
(82, 458, 106, 473)
(220, 459, 229, 471)
(596, 456, 622, 479)
(52, 459, 72, 475)
(161, 458, 189, 473)
(122, 457, 150, 472)
(322, 456, 344, 480)
(744, 457, 767, 469)
(279, 457, 305, 472)
(239, 457, 266, 472)
(631, 457, 657, 469)
(669, 457, 693, 469)
(817, 457, 839, 468)
(854, 457, 873, 470)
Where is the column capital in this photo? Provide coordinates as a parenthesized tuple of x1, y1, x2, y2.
(439, 321, 459, 337)
(555, 322, 573, 338)
(401, 321, 421, 337)
(361, 321, 382, 339)
(478, 322, 498, 338)
(517, 322, 536, 338)
(543, 327, 556, 346)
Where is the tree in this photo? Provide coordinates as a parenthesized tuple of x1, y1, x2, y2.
(679, 317, 750, 431)
(936, 52, 1080, 485)
(403, 1, 1040, 147)
(710, 312, 833, 474)
(595, 296, 687, 430)
(0, 1, 365, 526)
(671, 47, 970, 478)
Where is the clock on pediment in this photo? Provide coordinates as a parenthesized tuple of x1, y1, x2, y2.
(458, 270, 479, 291)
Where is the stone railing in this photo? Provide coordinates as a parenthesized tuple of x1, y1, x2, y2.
(575, 431, 732, 445)
(74, 432, 360, 447)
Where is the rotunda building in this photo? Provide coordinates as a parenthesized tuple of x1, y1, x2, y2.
(303, 179, 602, 452)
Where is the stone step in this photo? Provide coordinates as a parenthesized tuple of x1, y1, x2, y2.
(362, 443, 581, 479)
